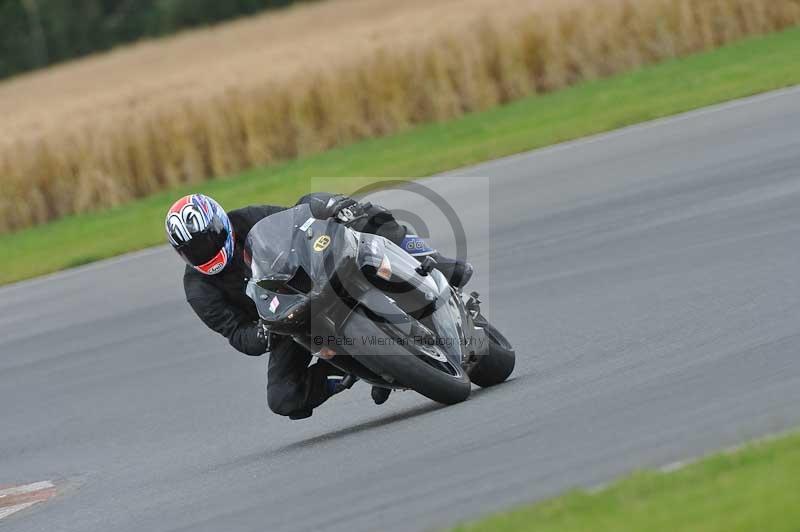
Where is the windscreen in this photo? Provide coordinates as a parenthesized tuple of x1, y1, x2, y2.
(246, 204, 314, 283)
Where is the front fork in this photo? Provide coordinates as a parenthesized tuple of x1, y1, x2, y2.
(460, 289, 490, 372)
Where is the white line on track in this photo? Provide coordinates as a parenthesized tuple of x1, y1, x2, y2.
(0, 480, 55, 498)
(586, 429, 798, 496)
(0, 481, 56, 522)
(0, 502, 39, 520)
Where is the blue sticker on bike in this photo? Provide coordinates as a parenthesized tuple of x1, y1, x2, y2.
(401, 235, 436, 257)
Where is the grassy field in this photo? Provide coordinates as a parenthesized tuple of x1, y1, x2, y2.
(450, 431, 800, 532)
(2, 0, 799, 233)
(3, 26, 800, 286)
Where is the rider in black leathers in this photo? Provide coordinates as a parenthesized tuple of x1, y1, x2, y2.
(171, 192, 470, 419)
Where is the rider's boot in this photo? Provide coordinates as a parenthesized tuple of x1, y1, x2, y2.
(371, 386, 391, 405)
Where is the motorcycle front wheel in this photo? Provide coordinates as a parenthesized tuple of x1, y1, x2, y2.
(342, 308, 471, 405)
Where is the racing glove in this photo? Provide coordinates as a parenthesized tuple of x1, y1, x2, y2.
(256, 319, 273, 353)
(305, 193, 368, 223)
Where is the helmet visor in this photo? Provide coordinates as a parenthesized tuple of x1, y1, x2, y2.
(175, 216, 230, 267)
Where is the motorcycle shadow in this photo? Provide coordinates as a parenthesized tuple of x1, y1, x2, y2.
(274, 401, 446, 453)
(275, 380, 518, 454)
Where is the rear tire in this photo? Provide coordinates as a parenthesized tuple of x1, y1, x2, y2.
(342, 309, 471, 405)
(469, 321, 515, 388)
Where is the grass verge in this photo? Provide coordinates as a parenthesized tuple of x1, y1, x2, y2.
(3, 26, 800, 286)
(449, 431, 800, 532)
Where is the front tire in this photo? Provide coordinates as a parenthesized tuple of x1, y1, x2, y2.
(342, 309, 471, 405)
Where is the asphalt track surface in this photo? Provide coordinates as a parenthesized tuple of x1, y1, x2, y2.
(2, 87, 800, 532)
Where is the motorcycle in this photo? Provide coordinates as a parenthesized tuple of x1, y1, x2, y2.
(245, 203, 515, 405)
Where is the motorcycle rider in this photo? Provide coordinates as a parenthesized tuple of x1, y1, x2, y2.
(166, 192, 471, 420)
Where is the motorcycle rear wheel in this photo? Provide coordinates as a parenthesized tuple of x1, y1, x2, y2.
(469, 321, 516, 388)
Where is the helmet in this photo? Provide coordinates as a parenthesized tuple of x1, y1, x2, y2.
(165, 194, 234, 275)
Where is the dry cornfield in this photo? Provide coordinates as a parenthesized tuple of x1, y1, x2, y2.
(1, 0, 799, 233)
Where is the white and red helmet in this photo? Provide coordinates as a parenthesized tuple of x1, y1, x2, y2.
(165, 194, 234, 275)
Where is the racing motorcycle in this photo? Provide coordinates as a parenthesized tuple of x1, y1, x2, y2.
(245, 203, 515, 405)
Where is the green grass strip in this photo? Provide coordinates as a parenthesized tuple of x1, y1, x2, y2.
(3, 26, 800, 285)
(450, 431, 800, 532)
